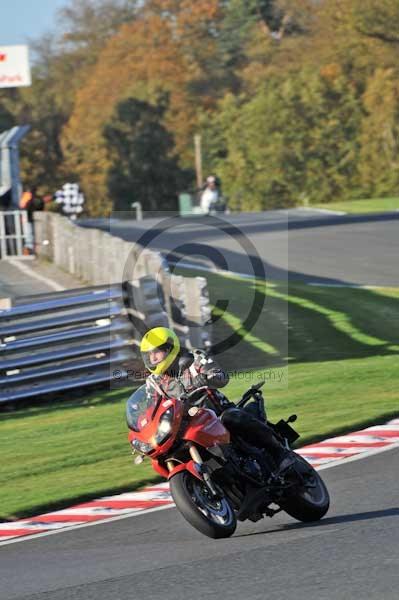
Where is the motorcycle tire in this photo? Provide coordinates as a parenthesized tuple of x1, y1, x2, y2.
(170, 471, 237, 539)
(280, 454, 330, 522)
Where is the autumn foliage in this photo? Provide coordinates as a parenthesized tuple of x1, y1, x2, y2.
(2, 0, 399, 214)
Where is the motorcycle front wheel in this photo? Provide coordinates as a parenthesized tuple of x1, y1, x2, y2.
(170, 471, 237, 539)
(280, 454, 330, 522)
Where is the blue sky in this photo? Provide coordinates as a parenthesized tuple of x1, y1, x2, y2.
(0, 0, 67, 46)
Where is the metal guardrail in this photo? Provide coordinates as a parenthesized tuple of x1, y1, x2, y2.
(0, 275, 212, 405)
(0, 284, 137, 404)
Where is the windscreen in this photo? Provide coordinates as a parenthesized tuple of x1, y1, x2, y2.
(126, 385, 156, 432)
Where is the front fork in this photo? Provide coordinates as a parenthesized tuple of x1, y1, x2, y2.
(189, 444, 222, 498)
(166, 443, 221, 499)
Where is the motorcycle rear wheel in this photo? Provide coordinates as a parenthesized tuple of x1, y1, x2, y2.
(280, 454, 330, 522)
(170, 471, 237, 539)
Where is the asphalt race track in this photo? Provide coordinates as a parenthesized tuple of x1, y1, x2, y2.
(2, 209, 395, 599)
(1, 446, 398, 600)
(80, 209, 399, 286)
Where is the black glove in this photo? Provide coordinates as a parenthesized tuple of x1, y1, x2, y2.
(192, 373, 208, 388)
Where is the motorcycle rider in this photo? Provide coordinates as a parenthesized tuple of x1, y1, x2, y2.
(140, 327, 293, 472)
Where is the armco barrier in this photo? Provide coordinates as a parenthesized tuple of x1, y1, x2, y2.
(0, 212, 213, 403)
(0, 284, 135, 404)
(0, 276, 212, 404)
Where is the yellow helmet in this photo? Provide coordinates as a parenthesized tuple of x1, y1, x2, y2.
(140, 327, 181, 375)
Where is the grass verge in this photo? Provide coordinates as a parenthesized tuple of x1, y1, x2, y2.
(313, 196, 399, 214)
(190, 271, 399, 370)
(1, 281, 398, 520)
(1, 355, 398, 520)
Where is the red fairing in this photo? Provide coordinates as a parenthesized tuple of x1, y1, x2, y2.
(151, 459, 169, 479)
(128, 399, 185, 459)
(167, 460, 202, 481)
(183, 408, 230, 447)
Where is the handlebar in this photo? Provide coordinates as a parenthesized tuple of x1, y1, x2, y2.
(237, 380, 265, 408)
(180, 386, 208, 399)
(180, 386, 209, 407)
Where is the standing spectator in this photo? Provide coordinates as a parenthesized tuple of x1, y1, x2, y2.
(19, 186, 44, 255)
(200, 175, 226, 214)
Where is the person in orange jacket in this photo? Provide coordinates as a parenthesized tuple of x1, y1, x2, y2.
(19, 187, 44, 254)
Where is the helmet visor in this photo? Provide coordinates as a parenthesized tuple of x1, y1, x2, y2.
(142, 342, 172, 372)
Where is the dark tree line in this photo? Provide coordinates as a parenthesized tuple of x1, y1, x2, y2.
(1, 0, 398, 214)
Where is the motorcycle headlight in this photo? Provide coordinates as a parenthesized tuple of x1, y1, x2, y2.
(155, 408, 174, 445)
(131, 439, 154, 455)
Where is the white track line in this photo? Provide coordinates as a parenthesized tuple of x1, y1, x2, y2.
(5, 259, 66, 292)
(306, 283, 394, 289)
(170, 260, 259, 281)
(316, 440, 399, 471)
(299, 447, 362, 455)
(301, 207, 347, 216)
(172, 260, 396, 289)
(321, 433, 398, 444)
(0, 505, 173, 547)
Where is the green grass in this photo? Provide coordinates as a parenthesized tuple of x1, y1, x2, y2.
(1, 278, 398, 520)
(198, 272, 399, 369)
(313, 196, 399, 214)
(0, 388, 155, 520)
(1, 354, 398, 520)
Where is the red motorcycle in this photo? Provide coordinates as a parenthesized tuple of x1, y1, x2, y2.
(127, 378, 329, 539)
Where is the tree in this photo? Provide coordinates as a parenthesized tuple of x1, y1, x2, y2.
(58, 0, 139, 52)
(358, 68, 399, 196)
(253, 0, 312, 38)
(350, 0, 399, 45)
(104, 97, 193, 212)
(207, 66, 362, 210)
(9, 1, 140, 195)
(7, 0, 399, 212)
(62, 1, 225, 214)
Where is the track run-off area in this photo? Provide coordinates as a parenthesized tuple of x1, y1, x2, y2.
(1, 420, 398, 600)
(80, 208, 399, 287)
(1, 418, 399, 545)
(1, 208, 397, 599)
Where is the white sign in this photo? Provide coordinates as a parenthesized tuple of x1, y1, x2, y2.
(0, 45, 31, 88)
